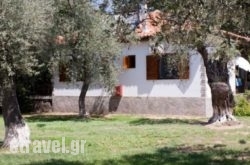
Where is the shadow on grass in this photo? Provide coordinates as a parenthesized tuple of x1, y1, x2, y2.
(36, 123, 46, 127)
(129, 118, 207, 126)
(24, 145, 250, 165)
(25, 115, 87, 122)
(25, 115, 208, 126)
(23, 159, 84, 165)
(107, 145, 250, 165)
(25, 114, 115, 123)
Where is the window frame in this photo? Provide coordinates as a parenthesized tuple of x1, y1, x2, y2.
(123, 55, 136, 69)
(59, 62, 71, 82)
(146, 54, 189, 80)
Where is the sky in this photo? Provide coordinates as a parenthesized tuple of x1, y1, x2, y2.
(92, 0, 113, 12)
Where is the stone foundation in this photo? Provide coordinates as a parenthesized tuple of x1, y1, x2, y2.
(52, 96, 212, 117)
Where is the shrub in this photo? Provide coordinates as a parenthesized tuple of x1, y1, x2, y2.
(233, 95, 250, 116)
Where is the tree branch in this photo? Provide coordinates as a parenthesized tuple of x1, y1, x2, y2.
(67, 0, 74, 9)
(221, 30, 250, 42)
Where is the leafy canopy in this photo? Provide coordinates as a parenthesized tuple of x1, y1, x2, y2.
(0, 0, 54, 86)
(112, 0, 250, 54)
(54, 0, 121, 90)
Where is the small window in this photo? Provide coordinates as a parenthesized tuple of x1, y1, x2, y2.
(123, 55, 136, 69)
(146, 54, 189, 80)
(59, 62, 83, 82)
(59, 63, 71, 82)
(146, 55, 159, 80)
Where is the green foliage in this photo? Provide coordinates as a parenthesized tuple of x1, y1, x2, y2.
(112, 0, 249, 59)
(16, 74, 35, 113)
(0, 0, 54, 86)
(54, 0, 121, 91)
(234, 94, 250, 116)
(16, 68, 53, 113)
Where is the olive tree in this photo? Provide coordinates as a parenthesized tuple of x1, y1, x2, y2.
(54, 0, 121, 117)
(111, 0, 250, 123)
(0, 0, 54, 148)
(157, 0, 250, 124)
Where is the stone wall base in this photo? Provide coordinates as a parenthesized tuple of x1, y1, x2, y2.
(52, 96, 212, 117)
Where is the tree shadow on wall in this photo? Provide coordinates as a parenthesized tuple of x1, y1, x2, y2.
(109, 96, 122, 113)
(89, 96, 107, 116)
(86, 96, 122, 115)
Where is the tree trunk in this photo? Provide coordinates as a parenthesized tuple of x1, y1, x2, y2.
(197, 45, 237, 124)
(79, 82, 89, 117)
(1, 78, 30, 149)
(208, 82, 237, 124)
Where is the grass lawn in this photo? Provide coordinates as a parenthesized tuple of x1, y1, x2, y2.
(0, 114, 249, 165)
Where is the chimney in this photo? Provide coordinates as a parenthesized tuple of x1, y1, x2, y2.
(140, 2, 148, 33)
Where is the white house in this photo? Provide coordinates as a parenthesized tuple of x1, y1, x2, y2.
(52, 40, 217, 116)
(51, 10, 237, 117)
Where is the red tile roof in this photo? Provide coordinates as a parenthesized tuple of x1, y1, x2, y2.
(55, 10, 250, 44)
(135, 10, 250, 43)
(135, 10, 197, 39)
(135, 10, 165, 38)
(55, 35, 65, 45)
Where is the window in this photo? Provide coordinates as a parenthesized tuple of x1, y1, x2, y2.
(59, 62, 83, 82)
(123, 55, 136, 69)
(146, 54, 189, 80)
(59, 63, 71, 82)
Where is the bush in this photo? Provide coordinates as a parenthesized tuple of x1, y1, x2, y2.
(16, 74, 35, 113)
(233, 95, 250, 116)
(16, 68, 52, 113)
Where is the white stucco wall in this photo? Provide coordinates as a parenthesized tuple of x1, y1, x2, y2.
(53, 79, 109, 96)
(119, 42, 204, 97)
(228, 60, 236, 94)
(53, 41, 236, 98)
